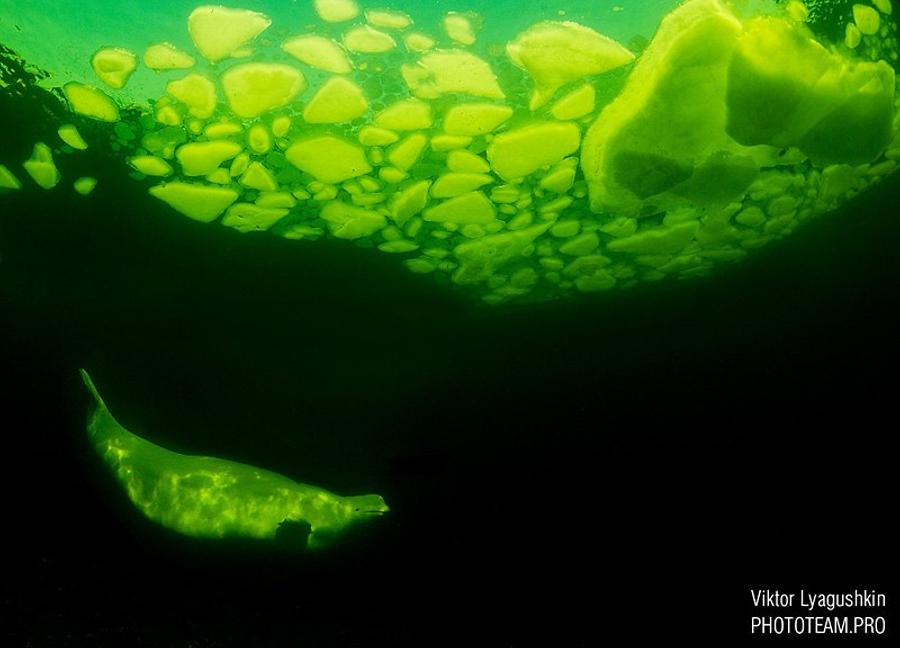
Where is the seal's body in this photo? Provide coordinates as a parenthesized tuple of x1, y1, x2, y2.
(81, 370, 388, 549)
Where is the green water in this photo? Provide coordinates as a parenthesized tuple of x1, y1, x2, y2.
(1, 5, 899, 645)
(1, 0, 899, 550)
(0, 1, 676, 104)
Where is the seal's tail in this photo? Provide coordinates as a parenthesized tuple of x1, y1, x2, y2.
(79, 368, 107, 410)
(79, 368, 117, 446)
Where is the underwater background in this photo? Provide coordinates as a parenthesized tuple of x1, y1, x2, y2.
(1, 0, 898, 645)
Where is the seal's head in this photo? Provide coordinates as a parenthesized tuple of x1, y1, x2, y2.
(303, 493, 390, 550)
(346, 493, 390, 520)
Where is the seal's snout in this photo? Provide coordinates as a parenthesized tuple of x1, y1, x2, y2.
(349, 493, 390, 516)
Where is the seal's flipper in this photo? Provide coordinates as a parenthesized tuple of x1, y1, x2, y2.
(275, 519, 312, 548)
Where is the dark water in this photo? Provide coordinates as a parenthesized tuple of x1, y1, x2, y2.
(1, 40, 898, 648)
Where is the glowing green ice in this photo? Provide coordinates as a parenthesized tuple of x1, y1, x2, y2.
(0, 0, 897, 552)
(81, 370, 388, 549)
(1, 0, 896, 305)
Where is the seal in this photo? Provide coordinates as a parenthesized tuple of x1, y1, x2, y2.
(80, 369, 389, 549)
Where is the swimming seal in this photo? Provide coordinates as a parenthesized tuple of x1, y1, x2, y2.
(80, 369, 389, 549)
